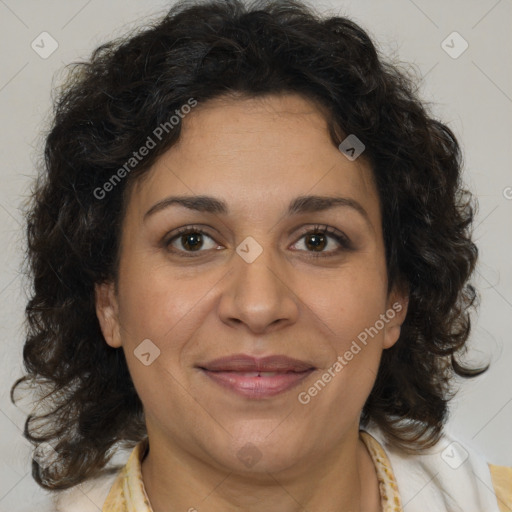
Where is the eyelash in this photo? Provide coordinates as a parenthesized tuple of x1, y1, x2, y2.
(163, 224, 353, 259)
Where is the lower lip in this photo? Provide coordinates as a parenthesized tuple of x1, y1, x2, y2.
(200, 369, 315, 399)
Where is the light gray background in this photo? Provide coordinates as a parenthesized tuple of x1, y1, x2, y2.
(0, 0, 511, 510)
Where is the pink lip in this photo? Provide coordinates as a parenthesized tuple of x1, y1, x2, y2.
(201, 368, 315, 398)
(198, 354, 316, 399)
(199, 354, 315, 372)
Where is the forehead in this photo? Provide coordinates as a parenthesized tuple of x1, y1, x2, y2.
(128, 93, 380, 225)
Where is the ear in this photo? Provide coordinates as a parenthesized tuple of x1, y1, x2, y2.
(382, 283, 409, 350)
(95, 281, 122, 348)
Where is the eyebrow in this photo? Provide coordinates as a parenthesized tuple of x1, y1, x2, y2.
(144, 194, 372, 227)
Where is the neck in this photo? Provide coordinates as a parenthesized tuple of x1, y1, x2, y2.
(140, 426, 382, 512)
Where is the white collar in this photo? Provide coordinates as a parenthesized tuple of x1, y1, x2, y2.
(360, 422, 501, 512)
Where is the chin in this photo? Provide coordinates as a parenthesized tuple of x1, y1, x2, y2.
(216, 433, 308, 476)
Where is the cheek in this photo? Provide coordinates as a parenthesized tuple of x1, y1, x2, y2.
(116, 264, 206, 417)
(116, 259, 213, 343)
(300, 261, 388, 411)
(115, 260, 225, 396)
(308, 264, 388, 346)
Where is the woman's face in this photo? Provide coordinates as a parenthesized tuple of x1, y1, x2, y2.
(96, 93, 407, 474)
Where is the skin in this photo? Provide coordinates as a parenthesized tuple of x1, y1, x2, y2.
(96, 93, 408, 512)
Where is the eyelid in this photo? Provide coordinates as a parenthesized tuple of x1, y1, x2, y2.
(295, 224, 352, 246)
(162, 223, 353, 257)
(162, 225, 220, 255)
(291, 224, 354, 257)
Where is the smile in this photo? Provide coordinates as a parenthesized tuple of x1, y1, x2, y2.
(200, 368, 315, 399)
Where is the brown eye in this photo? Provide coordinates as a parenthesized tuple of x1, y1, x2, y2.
(164, 227, 219, 256)
(291, 224, 352, 258)
(180, 232, 204, 251)
(304, 232, 328, 252)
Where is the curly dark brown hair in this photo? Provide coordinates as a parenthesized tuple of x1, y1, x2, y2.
(11, 0, 486, 492)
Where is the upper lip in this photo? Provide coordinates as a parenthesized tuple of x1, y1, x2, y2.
(198, 354, 315, 372)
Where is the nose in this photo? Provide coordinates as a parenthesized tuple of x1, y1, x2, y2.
(217, 240, 300, 334)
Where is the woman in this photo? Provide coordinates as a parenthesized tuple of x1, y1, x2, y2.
(11, 0, 511, 511)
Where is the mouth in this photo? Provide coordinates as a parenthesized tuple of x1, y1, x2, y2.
(197, 354, 316, 399)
